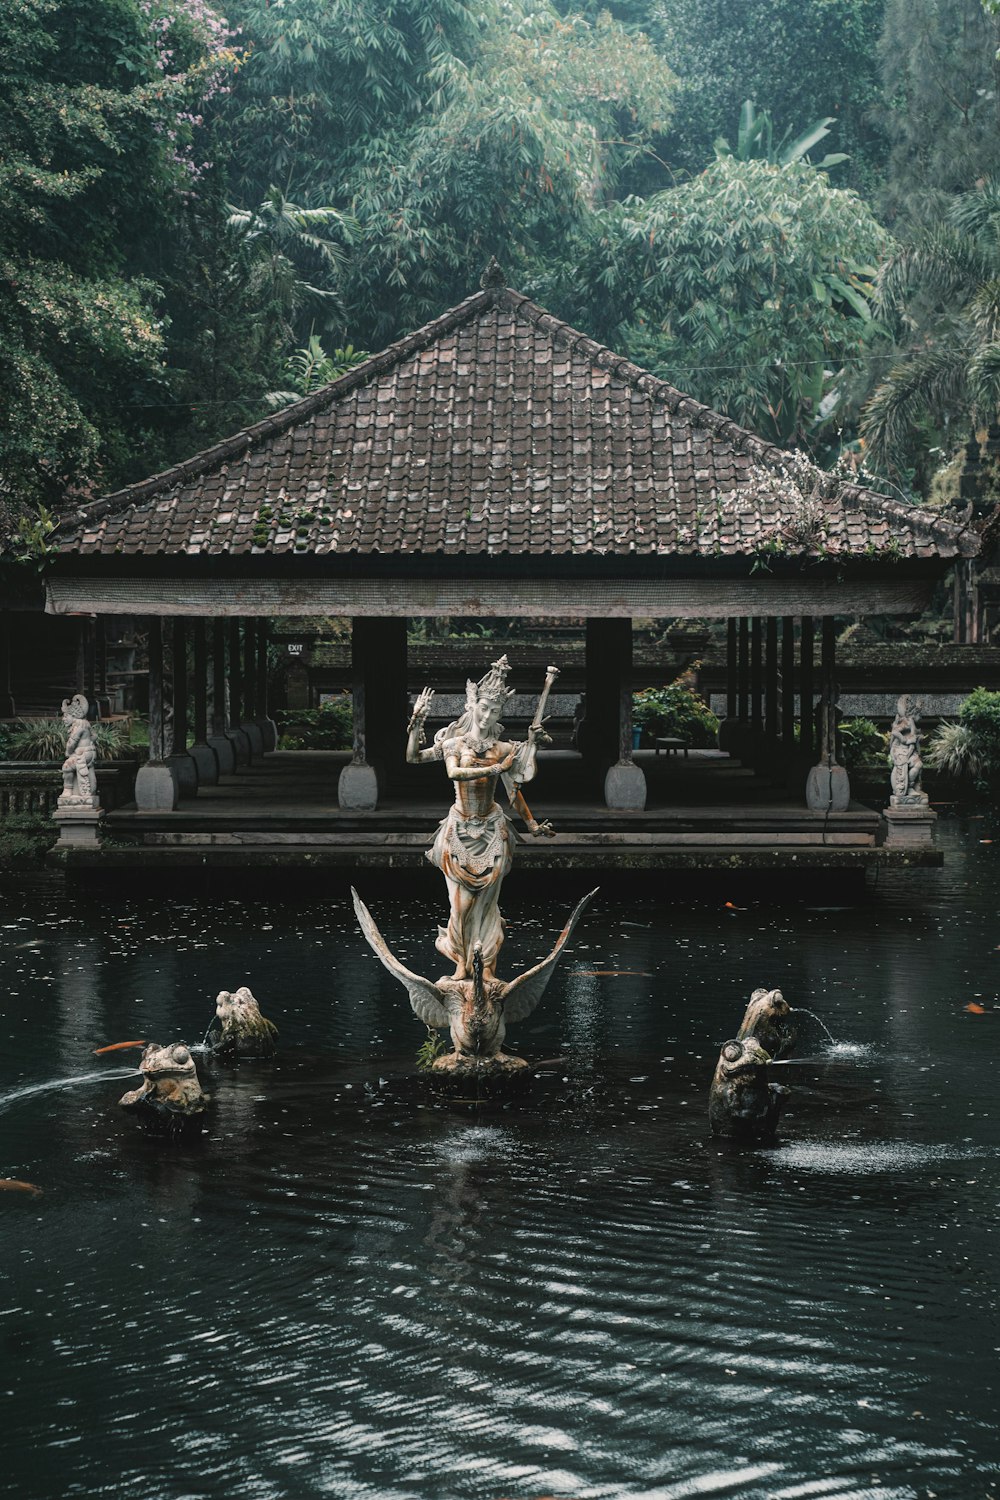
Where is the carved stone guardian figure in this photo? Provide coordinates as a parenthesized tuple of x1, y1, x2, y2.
(58, 694, 99, 808)
(888, 694, 928, 807)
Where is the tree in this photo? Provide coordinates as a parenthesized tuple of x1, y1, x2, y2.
(649, 0, 886, 193)
(221, 0, 678, 345)
(553, 156, 890, 447)
(0, 0, 237, 522)
(878, 0, 1000, 226)
(861, 179, 1000, 472)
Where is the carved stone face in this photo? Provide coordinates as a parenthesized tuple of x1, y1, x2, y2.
(472, 695, 498, 735)
(716, 1037, 771, 1079)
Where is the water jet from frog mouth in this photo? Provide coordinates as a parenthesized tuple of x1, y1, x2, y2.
(0, 1067, 140, 1113)
(791, 1006, 838, 1044)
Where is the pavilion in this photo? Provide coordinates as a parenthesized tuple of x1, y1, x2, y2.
(39, 262, 977, 870)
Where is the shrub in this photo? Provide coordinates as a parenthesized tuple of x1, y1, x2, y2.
(839, 717, 888, 772)
(633, 668, 719, 747)
(926, 689, 1000, 787)
(3, 718, 129, 761)
(276, 694, 353, 750)
(0, 812, 58, 865)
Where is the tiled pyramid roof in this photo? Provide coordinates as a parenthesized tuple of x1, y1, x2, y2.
(54, 279, 977, 562)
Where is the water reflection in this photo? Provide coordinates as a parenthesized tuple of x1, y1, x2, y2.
(1, 822, 999, 1498)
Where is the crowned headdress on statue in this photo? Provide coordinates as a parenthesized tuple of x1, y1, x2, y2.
(61, 693, 90, 722)
(434, 656, 515, 749)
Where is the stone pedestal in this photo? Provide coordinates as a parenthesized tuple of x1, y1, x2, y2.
(166, 751, 199, 798)
(206, 733, 236, 775)
(605, 759, 647, 810)
(338, 759, 378, 810)
(257, 717, 279, 753)
(53, 802, 102, 847)
(228, 727, 252, 766)
(189, 741, 220, 785)
(134, 760, 179, 811)
(883, 804, 937, 846)
(241, 720, 265, 758)
(806, 762, 850, 811)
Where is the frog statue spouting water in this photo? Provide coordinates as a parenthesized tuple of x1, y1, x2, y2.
(119, 1043, 208, 1131)
(736, 987, 797, 1059)
(708, 1037, 785, 1142)
(209, 986, 278, 1060)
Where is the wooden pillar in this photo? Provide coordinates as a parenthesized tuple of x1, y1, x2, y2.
(188, 619, 220, 784)
(821, 615, 837, 760)
(243, 620, 257, 719)
(718, 617, 738, 752)
(805, 615, 849, 811)
(750, 618, 763, 733)
(581, 618, 645, 808)
(764, 617, 779, 738)
(207, 619, 236, 774)
(96, 618, 108, 714)
(356, 618, 408, 791)
(799, 616, 815, 760)
(781, 616, 795, 747)
(134, 616, 178, 809)
(166, 618, 198, 796)
(0, 614, 15, 718)
(256, 619, 278, 750)
(737, 618, 750, 722)
(83, 618, 97, 702)
(228, 619, 252, 764)
(338, 616, 379, 809)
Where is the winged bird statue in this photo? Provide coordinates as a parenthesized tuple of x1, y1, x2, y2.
(352, 887, 597, 1070)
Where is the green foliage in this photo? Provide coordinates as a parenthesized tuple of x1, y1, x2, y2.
(861, 179, 1000, 472)
(265, 335, 369, 408)
(559, 156, 890, 445)
(416, 1028, 447, 1069)
(879, 0, 1000, 227)
(223, 0, 677, 344)
(927, 691, 1000, 792)
(2, 716, 129, 761)
(276, 695, 353, 750)
(652, 0, 886, 193)
(0, 811, 58, 866)
(838, 717, 888, 771)
(715, 99, 847, 172)
(632, 670, 718, 746)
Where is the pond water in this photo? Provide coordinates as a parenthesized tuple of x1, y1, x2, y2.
(1, 823, 999, 1500)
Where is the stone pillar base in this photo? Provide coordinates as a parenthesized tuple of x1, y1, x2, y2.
(338, 760, 379, 810)
(53, 804, 103, 846)
(883, 804, 937, 846)
(228, 727, 252, 766)
(241, 720, 265, 758)
(604, 760, 647, 810)
(135, 761, 179, 811)
(257, 717, 279, 753)
(805, 762, 851, 811)
(166, 752, 199, 798)
(189, 741, 220, 786)
(206, 734, 236, 775)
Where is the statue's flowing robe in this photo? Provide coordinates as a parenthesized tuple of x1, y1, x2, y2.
(427, 801, 512, 975)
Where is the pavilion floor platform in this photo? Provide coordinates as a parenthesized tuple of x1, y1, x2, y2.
(57, 749, 942, 881)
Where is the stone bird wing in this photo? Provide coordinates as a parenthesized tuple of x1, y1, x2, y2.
(351, 888, 451, 1030)
(502, 888, 598, 1024)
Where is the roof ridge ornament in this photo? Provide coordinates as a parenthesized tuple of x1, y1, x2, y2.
(479, 256, 506, 290)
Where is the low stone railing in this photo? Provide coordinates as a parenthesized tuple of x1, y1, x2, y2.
(0, 760, 139, 817)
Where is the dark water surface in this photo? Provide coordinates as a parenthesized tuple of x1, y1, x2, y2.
(2, 823, 999, 1500)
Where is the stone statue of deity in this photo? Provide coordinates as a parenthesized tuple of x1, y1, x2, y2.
(405, 655, 557, 980)
(889, 694, 928, 807)
(58, 693, 99, 808)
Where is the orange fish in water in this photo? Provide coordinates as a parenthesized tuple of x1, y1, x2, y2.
(93, 1040, 147, 1055)
(570, 970, 652, 977)
(724, 901, 746, 911)
(0, 1180, 42, 1197)
(965, 1003, 987, 1014)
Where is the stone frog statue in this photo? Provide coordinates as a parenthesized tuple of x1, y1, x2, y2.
(209, 986, 278, 1060)
(736, 987, 796, 1059)
(708, 1037, 786, 1143)
(119, 1043, 208, 1129)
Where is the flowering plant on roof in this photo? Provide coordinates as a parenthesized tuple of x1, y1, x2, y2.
(723, 449, 832, 555)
